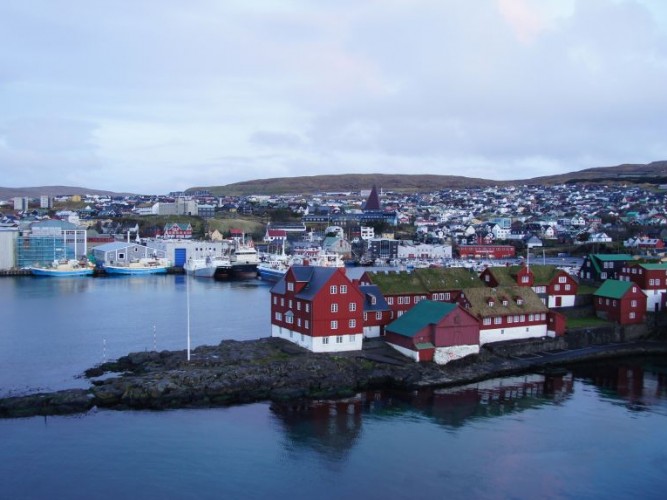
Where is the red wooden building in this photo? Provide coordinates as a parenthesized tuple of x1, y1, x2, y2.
(163, 222, 193, 239)
(617, 262, 667, 312)
(458, 244, 516, 259)
(384, 301, 480, 364)
(358, 267, 485, 319)
(270, 266, 365, 352)
(593, 279, 646, 325)
(479, 264, 578, 308)
(457, 286, 550, 345)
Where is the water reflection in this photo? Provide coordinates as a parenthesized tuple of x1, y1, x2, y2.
(571, 356, 667, 413)
(271, 397, 364, 462)
(271, 372, 574, 458)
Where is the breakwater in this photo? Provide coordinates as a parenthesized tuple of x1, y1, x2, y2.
(2, 336, 667, 419)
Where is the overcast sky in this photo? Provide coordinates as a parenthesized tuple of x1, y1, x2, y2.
(1, 0, 667, 194)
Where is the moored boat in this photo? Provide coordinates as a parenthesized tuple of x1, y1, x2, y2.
(102, 257, 171, 275)
(30, 259, 94, 277)
(184, 254, 232, 278)
(230, 243, 259, 279)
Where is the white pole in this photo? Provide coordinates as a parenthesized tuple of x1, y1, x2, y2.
(153, 324, 157, 352)
(186, 276, 191, 361)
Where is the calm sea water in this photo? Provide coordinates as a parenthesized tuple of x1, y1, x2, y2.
(1, 276, 667, 499)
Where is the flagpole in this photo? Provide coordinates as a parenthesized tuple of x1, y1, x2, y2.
(186, 275, 191, 362)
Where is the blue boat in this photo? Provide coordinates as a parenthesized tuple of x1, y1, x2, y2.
(30, 260, 94, 277)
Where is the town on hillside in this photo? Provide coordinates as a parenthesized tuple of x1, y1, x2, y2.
(1, 183, 666, 363)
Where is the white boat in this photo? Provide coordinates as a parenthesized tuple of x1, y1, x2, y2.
(103, 257, 171, 275)
(184, 254, 232, 278)
(257, 251, 344, 281)
(30, 259, 94, 277)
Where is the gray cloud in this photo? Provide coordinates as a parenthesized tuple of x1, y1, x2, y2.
(1, 0, 667, 192)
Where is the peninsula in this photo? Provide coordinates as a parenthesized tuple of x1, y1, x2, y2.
(1, 336, 666, 419)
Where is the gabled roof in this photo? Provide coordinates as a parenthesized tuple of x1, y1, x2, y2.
(594, 279, 636, 299)
(387, 300, 458, 337)
(270, 266, 342, 300)
(359, 284, 390, 312)
(482, 266, 518, 286)
(460, 286, 548, 317)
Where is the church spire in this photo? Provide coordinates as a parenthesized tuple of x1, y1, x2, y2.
(363, 185, 381, 211)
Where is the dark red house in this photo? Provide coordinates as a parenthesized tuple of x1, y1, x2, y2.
(385, 300, 480, 364)
(617, 262, 667, 312)
(593, 279, 646, 325)
(270, 266, 365, 352)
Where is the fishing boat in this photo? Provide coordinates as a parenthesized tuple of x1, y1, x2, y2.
(257, 251, 344, 282)
(229, 243, 259, 279)
(102, 257, 171, 275)
(184, 254, 232, 279)
(30, 259, 94, 277)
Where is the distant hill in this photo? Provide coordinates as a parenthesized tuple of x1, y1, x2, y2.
(0, 186, 121, 200)
(3, 161, 667, 200)
(191, 161, 667, 196)
(189, 173, 499, 196)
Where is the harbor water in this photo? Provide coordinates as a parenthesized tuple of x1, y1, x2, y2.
(1, 275, 667, 499)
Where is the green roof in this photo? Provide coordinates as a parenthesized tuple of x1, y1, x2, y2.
(593, 279, 634, 299)
(483, 266, 518, 286)
(387, 300, 458, 337)
(367, 267, 485, 295)
(639, 263, 667, 271)
(594, 254, 634, 262)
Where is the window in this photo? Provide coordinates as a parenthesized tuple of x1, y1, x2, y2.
(288, 299, 292, 309)
(520, 315, 525, 322)
(565, 284, 571, 291)
(322, 337, 329, 344)
(297, 302, 301, 311)
(529, 314, 534, 321)
(286, 314, 293, 324)
(330, 285, 338, 294)
(629, 312, 636, 319)
(275, 312, 282, 321)
(483, 318, 492, 325)
(364, 312, 368, 321)
(297, 318, 301, 327)
(305, 304, 310, 313)
(376, 311, 382, 320)
(281, 298, 284, 306)
(541, 313, 546, 320)
(559, 276, 566, 283)
(554, 284, 560, 291)
(331, 320, 338, 329)
(631, 300, 637, 307)
(331, 303, 338, 313)
(387, 297, 394, 305)
(349, 319, 356, 328)
(273, 296, 277, 305)
(494, 317, 502, 325)
(444, 292, 450, 301)
(649, 279, 655, 286)
(336, 336, 343, 343)
(340, 285, 348, 294)
(521, 276, 529, 283)
(349, 302, 357, 312)
(508, 316, 513, 324)
(305, 320, 309, 329)
(350, 335, 355, 342)
(287, 282, 294, 292)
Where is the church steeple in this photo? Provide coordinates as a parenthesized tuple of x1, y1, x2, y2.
(363, 185, 381, 211)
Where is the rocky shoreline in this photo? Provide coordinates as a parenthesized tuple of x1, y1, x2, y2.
(2, 337, 667, 419)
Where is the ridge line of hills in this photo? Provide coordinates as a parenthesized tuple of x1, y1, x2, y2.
(2, 161, 667, 199)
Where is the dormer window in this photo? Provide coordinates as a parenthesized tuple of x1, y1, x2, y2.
(502, 299, 508, 306)
(487, 299, 494, 307)
(516, 298, 524, 305)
